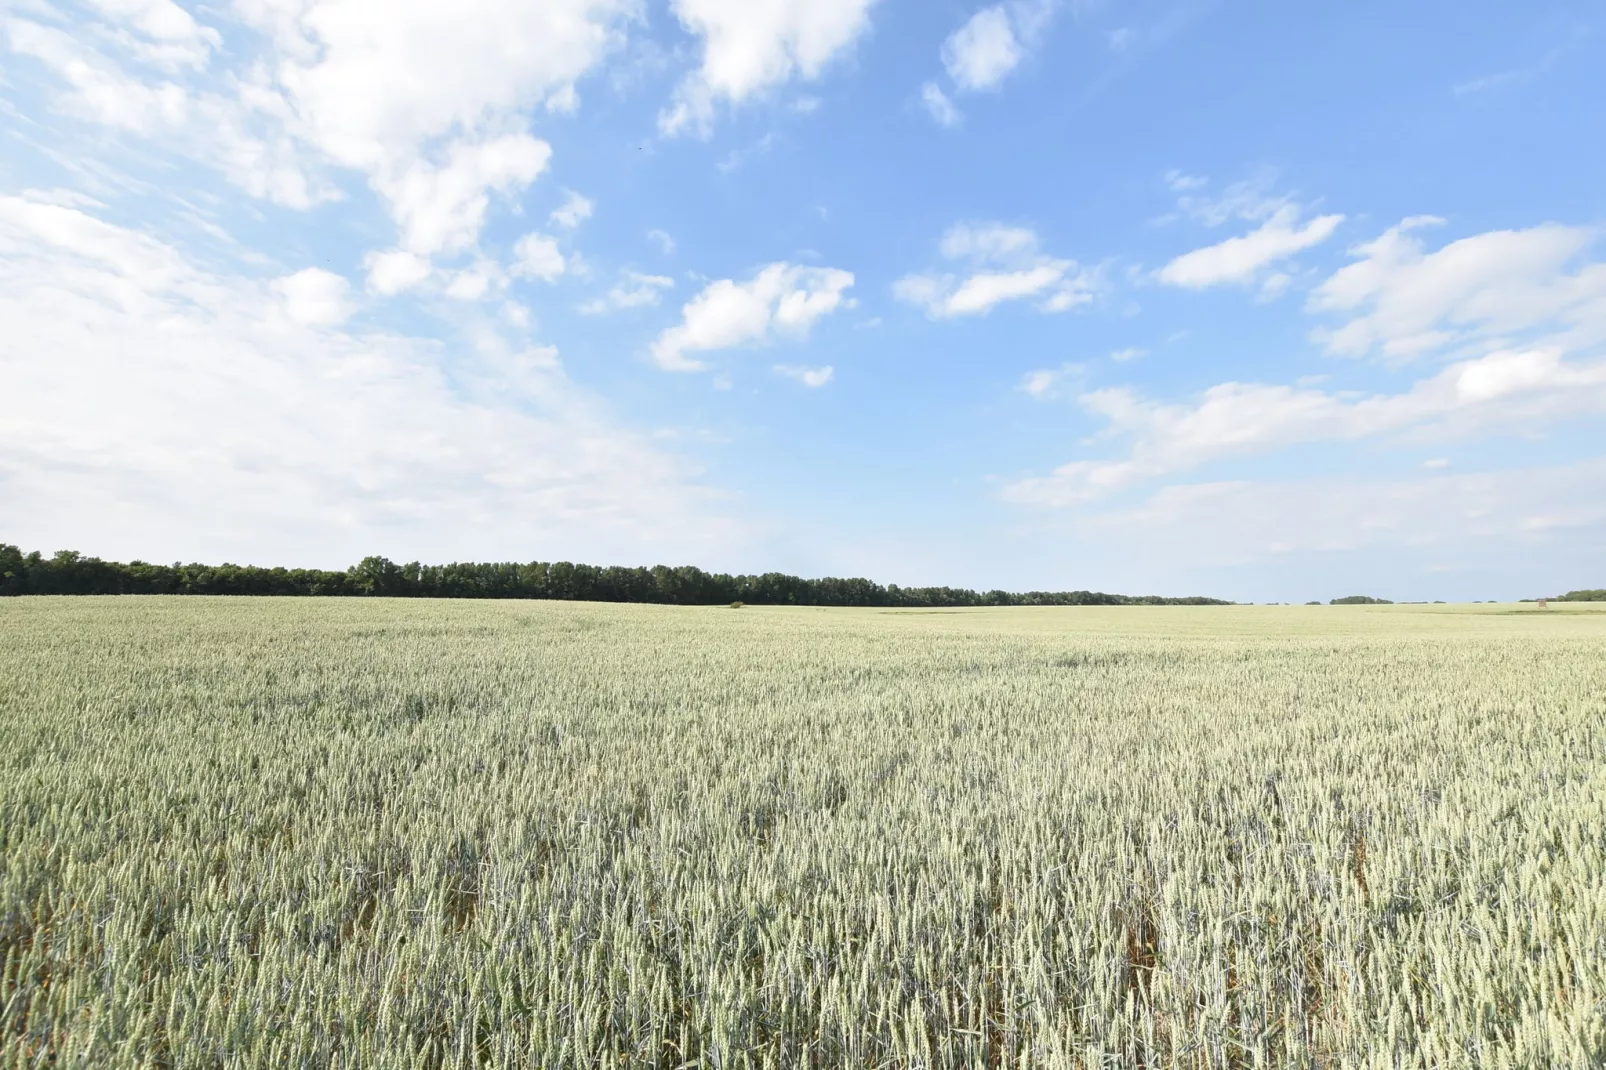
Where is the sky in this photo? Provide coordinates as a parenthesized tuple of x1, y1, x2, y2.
(2, 0, 1603, 602)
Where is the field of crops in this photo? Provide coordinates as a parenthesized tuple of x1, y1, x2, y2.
(2, 597, 1603, 1068)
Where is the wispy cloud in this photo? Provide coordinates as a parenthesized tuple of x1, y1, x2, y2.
(1159, 205, 1343, 289)
(773, 363, 834, 387)
(921, 81, 962, 127)
(1005, 348, 1606, 506)
(579, 270, 675, 314)
(1308, 217, 1606, 360)
(896, 222, 1096, 318)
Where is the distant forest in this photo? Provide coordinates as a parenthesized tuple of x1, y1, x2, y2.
(0, 545, 1231, 607)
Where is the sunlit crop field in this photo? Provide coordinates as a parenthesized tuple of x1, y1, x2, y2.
(2, 598, 1603, 1068)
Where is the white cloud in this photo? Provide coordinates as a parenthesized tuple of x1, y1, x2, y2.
(14, 23, 165, 124)
(379, 134, 552, 257)
(7, 19, 190, 133)
(7, 18, 332, 208)
(1003, 348, 1606, 506)
(942, 6, 1019, 91)
(651, 262, 854, 372)
(773, 363, 834, 387)
(1158, 204, 1343, 289)
(511, 232, 566, 282)
(1021, 369, 1058, 398)
(660, 0, 879, 136)
(1453, 67, 1533, 98)
(502, 301, 532, 328)
(1309, 217, 1606, 360)
(944, 264, 1067, 314)
(1020, 363, 1083, 399)
(1024, 355, 1135, 399)
(939, 222, 1038, 261)
(251, 0, 628, 252)
(364, 248, 432, 295)
(273, 267, 353, 325)
(1163, 170, 1207, 193)
(1170, 173, 1287, 227)
(1109, 347, 1146, 362)
(444, 259, 503, 301)
(550, 190, 593, 229)
(239, 0, 629, 171)
(715, 131, 777, 173)
(0, 191, 738, 565)
(579, 269, 675, 314)
(1257, 271, 1293, 301)
(939, 0, 1054, 93)
(896, 222, 1094, 318)
(647, 229, 676, 255)
(921, 81, 961, 127)
(9, 0, 633, 257)
(83, 0, 218, 64)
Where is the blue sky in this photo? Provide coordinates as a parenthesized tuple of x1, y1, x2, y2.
(2, 0, 1603, 601)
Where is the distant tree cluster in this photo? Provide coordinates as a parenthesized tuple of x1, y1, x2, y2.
(1554, 589, 1606, 602)
(1329, 595, 1394, 605)
(0, 544, 1231, 607)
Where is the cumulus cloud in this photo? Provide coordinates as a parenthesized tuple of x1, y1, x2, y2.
(939, 0, 1054, 93)
(510, 233, 566, 282)
(660, 0, 879, 136)
(916, 0, 1057, 124)
(273, 267, 353, 326)
(943, 6, 1017, 90)
(237, 0, 629, 170)
(1309, 217, 1606, 360)
(364, 249, 433, 295)
(249, 0, 628, 258)
(651, 262, 854, 372)
(444, 260, 504, 301)
(0, 191, 738, 565)
(1158, 204, 1343, 289)
(773, 363, 834, 387)
(550, 190, 594, 229)
(1004, 348, 1606, 506)
(579, 270, 675, 314)
(379, 134, 552, 256)
(895, 222, 1095, 318)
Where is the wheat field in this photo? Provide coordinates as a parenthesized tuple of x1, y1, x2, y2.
(1, 597, 1603, 1068)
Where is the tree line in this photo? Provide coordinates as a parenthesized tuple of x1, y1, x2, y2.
(0, 544, 1230, 607)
